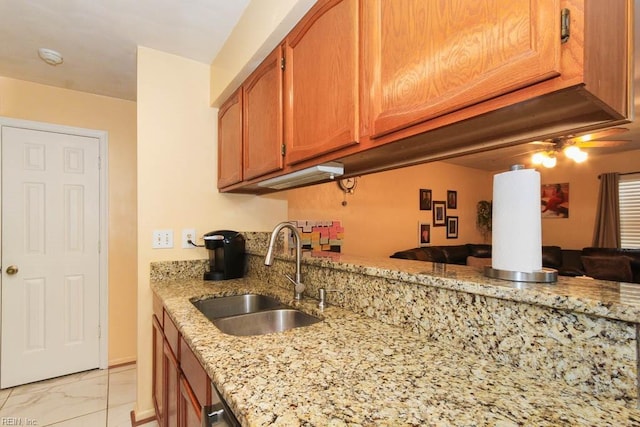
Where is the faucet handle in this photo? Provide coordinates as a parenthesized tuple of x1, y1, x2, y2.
(285, 274, 305, 300)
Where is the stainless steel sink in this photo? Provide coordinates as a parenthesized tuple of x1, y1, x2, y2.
(191, 294, 321, 336)
(191, 294, 286, 320)
(212, 309, 321, 336)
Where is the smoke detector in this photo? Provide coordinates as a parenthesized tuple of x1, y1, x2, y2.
(38, 48, 63, 66)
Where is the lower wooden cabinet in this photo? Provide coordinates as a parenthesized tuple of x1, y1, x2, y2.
(153, 310, 212, 427)
(164, 340, 179, 427)
(179, 376, 202, 426)
(151, 316, 165, 425)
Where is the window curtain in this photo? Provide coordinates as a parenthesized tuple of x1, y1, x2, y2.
(592, 172, 620, 248)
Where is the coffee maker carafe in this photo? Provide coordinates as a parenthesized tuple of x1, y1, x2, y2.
(203, 230, 245, 281)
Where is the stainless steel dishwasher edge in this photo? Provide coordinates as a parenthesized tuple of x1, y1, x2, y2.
(202, 382, 240, 427)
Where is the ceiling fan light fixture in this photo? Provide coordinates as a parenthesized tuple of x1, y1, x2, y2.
(563, 145, 581, 160)
(542, 155, 557, 168)
(573, 150, 588, 163)
(37, 48, 63, 66)
(531, 152, 546, 165)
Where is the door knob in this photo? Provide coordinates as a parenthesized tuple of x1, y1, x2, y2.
(5, 265, 18, 275)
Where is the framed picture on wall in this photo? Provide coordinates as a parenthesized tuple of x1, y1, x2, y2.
(446, 216, 459, 239)
(419, 189, 432, 210)
(433, 201, 446, 226)
(419, 222, 431, 246)
(541, 183, 569, 218)
(447, 190, 457, 209)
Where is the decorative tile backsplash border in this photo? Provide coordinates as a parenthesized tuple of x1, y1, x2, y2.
(290, 220, 343, 252)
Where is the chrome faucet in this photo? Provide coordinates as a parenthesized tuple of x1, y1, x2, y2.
(265, 222, 305, 300)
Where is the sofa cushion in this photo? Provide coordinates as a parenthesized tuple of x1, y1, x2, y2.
(390, 250, 418, 260)
(581, 255, 633, 282)
(467, 244, 492, 258)
(559, 249, 585, 276)
(542, 246, 563, 269)
(441, 245, 470, 265)
(390, 247, 446, 263)
(419, 247, 446, 263)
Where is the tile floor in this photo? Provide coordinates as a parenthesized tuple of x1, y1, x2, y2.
(0, 364, 157, 427)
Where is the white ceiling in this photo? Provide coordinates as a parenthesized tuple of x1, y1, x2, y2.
(0, 0, 251, 101)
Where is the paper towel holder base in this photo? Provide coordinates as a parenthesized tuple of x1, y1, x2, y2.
(483, 266, 558, 283)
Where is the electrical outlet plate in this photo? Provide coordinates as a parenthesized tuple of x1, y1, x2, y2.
(152, 230, 173, 249)
(182, 228, 196, 249)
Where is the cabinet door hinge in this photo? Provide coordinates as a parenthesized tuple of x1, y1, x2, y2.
(280, 57, 286, 70)
(561, 9, 570, 43)
(281, 143, 286, 156)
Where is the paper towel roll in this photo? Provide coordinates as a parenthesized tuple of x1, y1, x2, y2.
(492, 168, 542, 273)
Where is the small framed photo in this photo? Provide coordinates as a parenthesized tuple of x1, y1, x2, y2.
(433, 201, 446, 226)
(419, 222, 431, 246)
(446, 216, 459, 239)
(419, 189, 432, 210)
(447, 190, 457, 209)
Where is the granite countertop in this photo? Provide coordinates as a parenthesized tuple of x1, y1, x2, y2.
(152, 271, 640, 426)
(285, 252, 640, 323)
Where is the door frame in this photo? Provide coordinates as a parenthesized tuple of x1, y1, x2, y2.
(0, 116, 109, 370)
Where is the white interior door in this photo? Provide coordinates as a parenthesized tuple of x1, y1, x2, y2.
(1, 125, 101, 388)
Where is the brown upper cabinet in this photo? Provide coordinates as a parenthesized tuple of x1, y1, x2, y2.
(363, 0, 561, 138)
(283, 0, 359, 165)
(218, 0, 630, 192)
(243, 47, 284, 180)
(217, 89, 243, 189)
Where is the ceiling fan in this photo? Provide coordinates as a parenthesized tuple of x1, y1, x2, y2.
(527, 127, 631, 168)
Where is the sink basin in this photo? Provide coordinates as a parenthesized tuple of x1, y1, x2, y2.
(191, 294, 286, 320)
(212, 309, 322, 336)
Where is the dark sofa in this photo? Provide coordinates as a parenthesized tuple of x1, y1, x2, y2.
(390, 244, 640, 283)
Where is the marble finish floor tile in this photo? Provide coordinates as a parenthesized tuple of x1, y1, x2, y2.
(0, 373, 108, 426)
(0, 364, 147, 427)
(49, 410, 107, 426)
(107, 402, 134, 427)
(10, 369, 107, 396)
(107, 368, 136, 408)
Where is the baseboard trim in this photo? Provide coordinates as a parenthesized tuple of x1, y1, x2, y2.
(108, 360, 136, 370)
(108, 356, 136, 367)
(130, 409, 156, 426)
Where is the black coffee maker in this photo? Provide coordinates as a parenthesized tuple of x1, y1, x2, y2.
(203, 230, 245, 281)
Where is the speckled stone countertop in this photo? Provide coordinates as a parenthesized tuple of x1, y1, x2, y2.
(152, 256, 640, 426)
(273, 252, 640, 323)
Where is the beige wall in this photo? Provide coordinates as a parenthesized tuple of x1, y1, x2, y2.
(286, 162, 493, 257)
(287, 149, 640, 256)
(539, 149, 640, 249)
(135, 47, 287, 420)
(0, 76, 137, 366)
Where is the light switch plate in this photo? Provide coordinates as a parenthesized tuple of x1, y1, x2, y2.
(152, 230, 173, 249)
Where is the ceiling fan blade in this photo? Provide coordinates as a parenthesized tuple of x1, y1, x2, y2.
(566, 127, 629, 144)
(576, 139, 630, 148)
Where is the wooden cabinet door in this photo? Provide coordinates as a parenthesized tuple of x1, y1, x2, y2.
(152, 316, 165, 427)
(283, 0, 359, 165)
(218, 89, 243, 189)
(178, 376, 202, 427)
(163, 340, 179, 427)
(364, 0, 561, 138)
(243, 47, 284, 180)
(179, 337, 211, 407)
